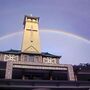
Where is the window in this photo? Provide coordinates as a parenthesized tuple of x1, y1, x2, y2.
(29, 56, 34, 62)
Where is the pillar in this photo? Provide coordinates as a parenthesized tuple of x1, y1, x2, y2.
(67, 65, 75, 81)
(5, 61, 13, 79)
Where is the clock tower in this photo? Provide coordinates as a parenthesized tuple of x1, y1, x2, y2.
(21, 15, 41, 53)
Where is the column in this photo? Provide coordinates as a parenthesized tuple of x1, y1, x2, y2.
(5, 61, 13, 79)
(67, 65, 75, 81)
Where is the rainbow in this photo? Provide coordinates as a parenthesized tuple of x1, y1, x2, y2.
(0, 31, 22, 41)
(0, 29, 90, 44)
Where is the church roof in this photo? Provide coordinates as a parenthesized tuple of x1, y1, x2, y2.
(0, 49, 61, 58)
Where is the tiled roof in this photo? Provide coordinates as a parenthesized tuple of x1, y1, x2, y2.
(0, 49, 61, 58)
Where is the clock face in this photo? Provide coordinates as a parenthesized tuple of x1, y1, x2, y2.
(43, 57, 56, 64)
(4, 54, 19, 61)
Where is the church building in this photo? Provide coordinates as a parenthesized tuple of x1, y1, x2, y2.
(0, 15, 90, 90)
